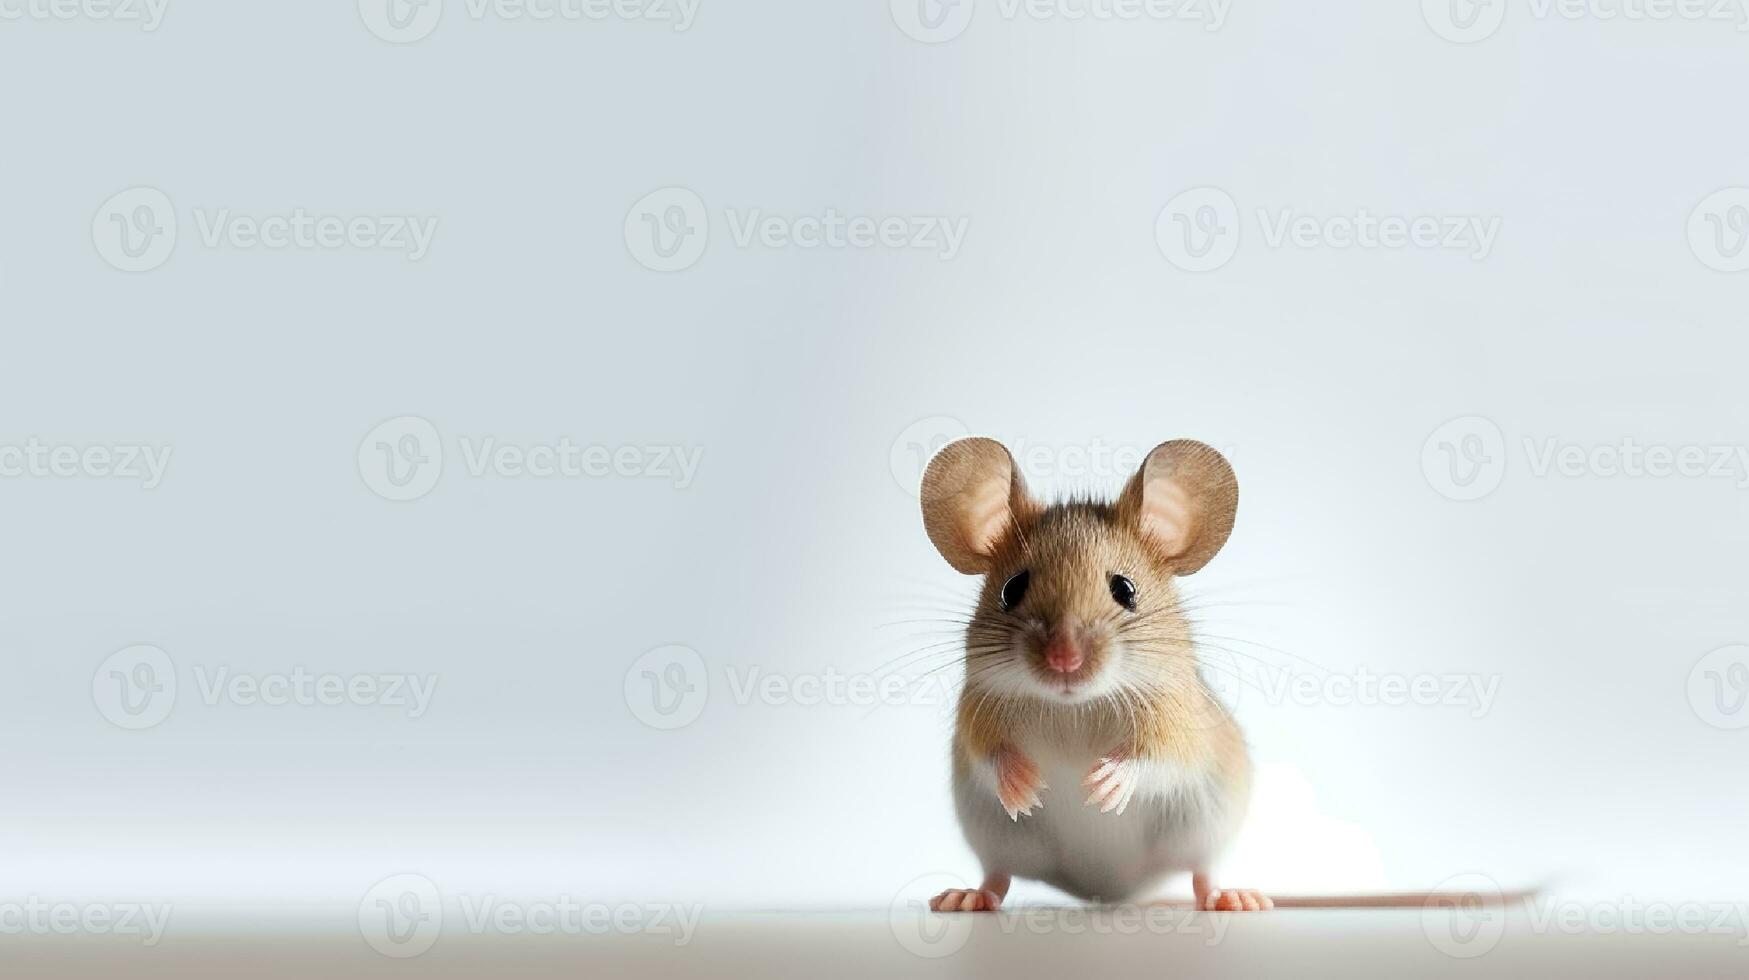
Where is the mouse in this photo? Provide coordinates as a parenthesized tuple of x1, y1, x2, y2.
(917, 436, 1514, 914)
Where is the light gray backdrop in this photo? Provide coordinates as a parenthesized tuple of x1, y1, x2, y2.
(2, 0, 1746, 926)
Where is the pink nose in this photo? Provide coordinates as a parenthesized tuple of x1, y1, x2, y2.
(1043, 630, 1084, 673)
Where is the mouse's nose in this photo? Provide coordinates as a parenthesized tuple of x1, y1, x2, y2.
(1042, 627, 1084, 673)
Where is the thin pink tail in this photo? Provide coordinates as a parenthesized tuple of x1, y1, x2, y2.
(1153, 889, 1539, 910)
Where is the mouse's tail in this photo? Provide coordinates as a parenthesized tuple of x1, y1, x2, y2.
(1265, 888, 1540, 909)
(1149, 886, 1544, 911)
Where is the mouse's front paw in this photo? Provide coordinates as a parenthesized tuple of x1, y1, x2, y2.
(1083, 748, 1140, 815)
(995, 746, 1045, 820)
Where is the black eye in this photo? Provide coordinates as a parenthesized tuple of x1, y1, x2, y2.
(1109, 574, 1137, 611)
(999, 571, 1030, 611)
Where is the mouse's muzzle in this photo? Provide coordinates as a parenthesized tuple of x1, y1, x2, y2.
(1042, 627, 1084, 674)
(1024, 618, 1111, 700)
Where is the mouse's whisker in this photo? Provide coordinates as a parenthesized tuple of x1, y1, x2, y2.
(860, 634, 969, 657)
(875, 617, 985, 630)
(864, 642, 972, 670)
(1170, 597, 1294, 613)
(853, 641, 981, 677)
(1181, 629, 1333, 674)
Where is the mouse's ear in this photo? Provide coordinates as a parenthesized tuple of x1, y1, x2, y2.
(1116, 440, 1237, 575)
(921, 437, 1035, 575)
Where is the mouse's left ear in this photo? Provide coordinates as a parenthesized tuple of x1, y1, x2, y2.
(1116, 440, 1237, 575)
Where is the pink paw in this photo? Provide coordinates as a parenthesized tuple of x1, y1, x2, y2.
(996, 747, 1045, 820)
(1082, 749, 1140, 815)
(1202, 888, 1274, 912)
(928, 888, 1003, 912)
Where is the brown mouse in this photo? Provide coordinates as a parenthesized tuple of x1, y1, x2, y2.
(917, 436, 1518, 914)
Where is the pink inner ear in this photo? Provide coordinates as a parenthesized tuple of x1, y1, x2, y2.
(1138, 477, 1195, 558)
(959, 481, 1013, 558)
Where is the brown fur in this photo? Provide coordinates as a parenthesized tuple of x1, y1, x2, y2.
(952, 502, 1245, 775)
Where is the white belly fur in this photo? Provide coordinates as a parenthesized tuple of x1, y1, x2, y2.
(952, 727, 1242, 902)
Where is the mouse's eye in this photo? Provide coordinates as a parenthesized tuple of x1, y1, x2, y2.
(1109, 574, 1137, 612)
(999, 570, 1030, 611)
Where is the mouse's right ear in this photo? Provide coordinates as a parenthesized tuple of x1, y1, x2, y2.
(920, 437, 1034, 575)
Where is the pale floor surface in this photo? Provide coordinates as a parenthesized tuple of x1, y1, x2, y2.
(0, 909, 1743, 978)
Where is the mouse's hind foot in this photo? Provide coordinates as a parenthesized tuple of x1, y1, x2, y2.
(928, 888, 1001, 912)
(1193, 873, 1274, 912)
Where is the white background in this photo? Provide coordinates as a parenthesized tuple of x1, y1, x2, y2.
(2, 0, 1747, 921)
